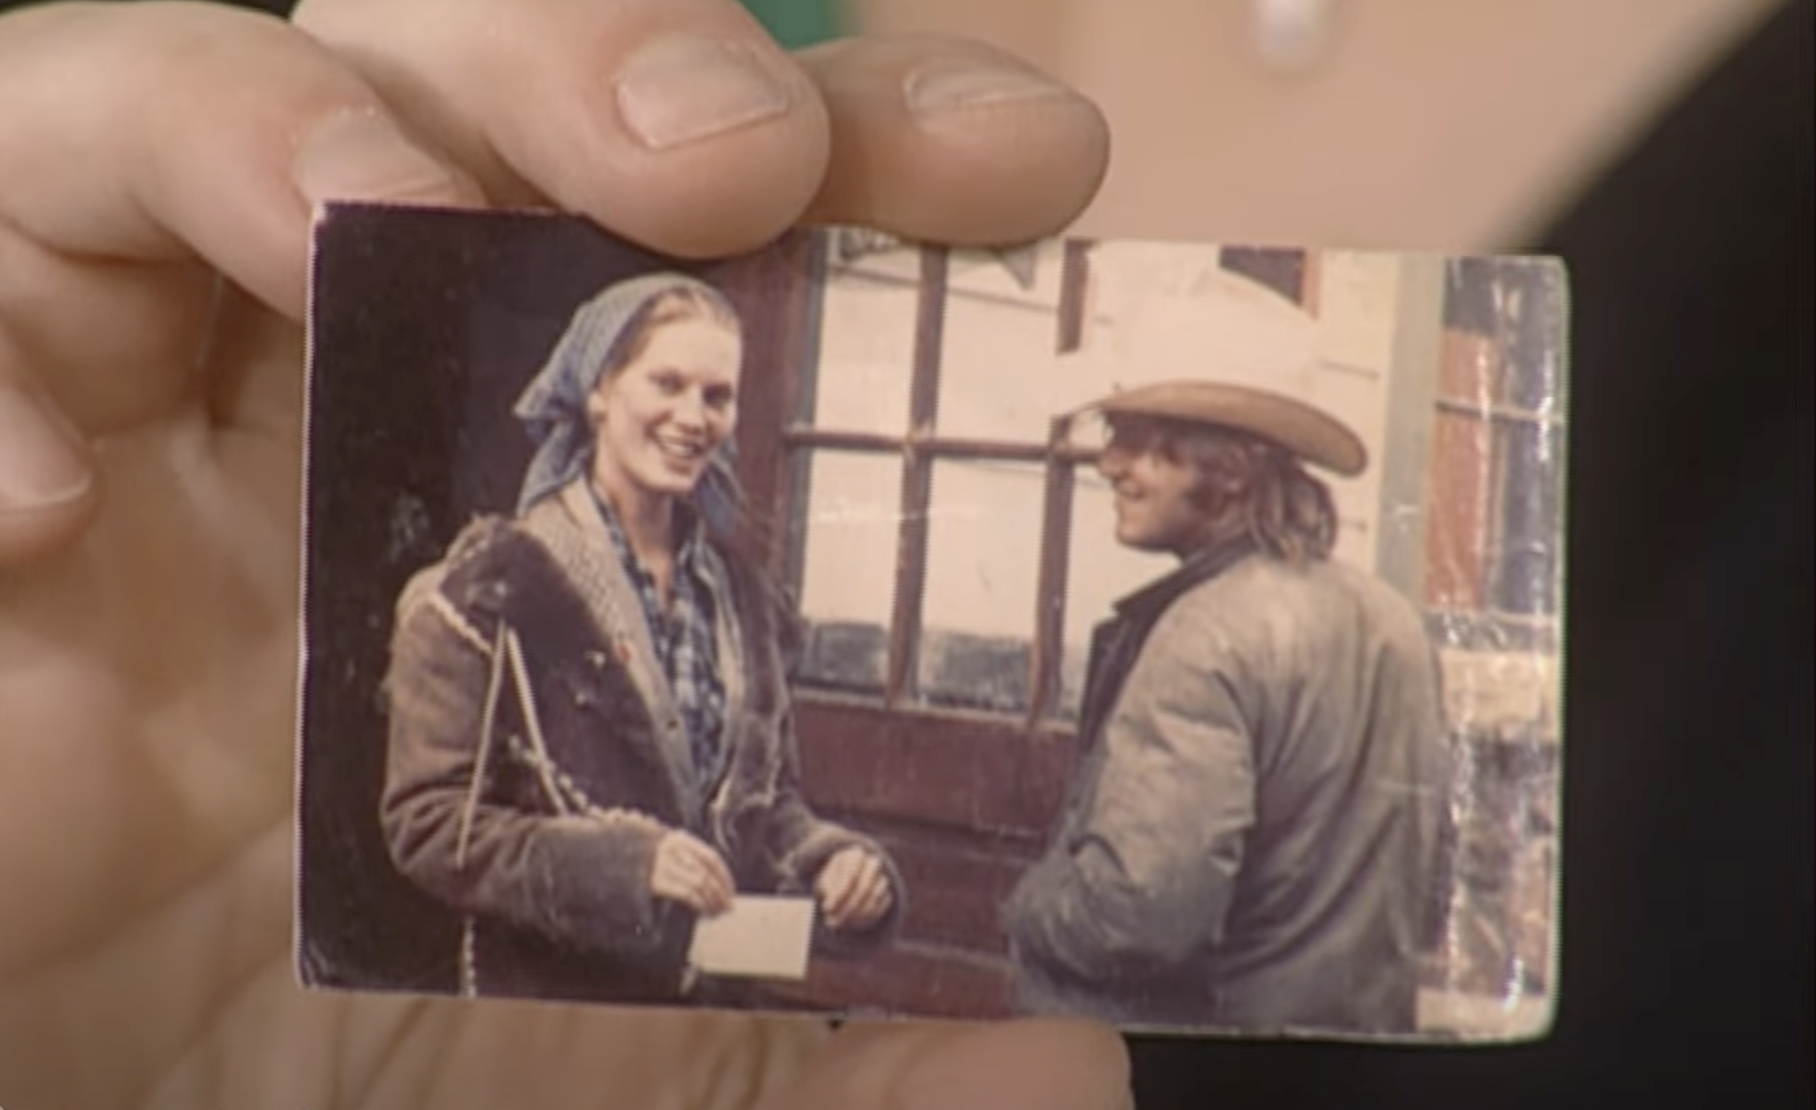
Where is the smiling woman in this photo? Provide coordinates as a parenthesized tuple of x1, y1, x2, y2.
(373, 270, 904, 1005)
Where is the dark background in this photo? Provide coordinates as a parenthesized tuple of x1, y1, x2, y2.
(10, 0, 1809, 1106)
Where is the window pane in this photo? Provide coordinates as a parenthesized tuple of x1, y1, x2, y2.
(1219, 246, 1305, 305)
(1492, 420, 1564, 616)
(812, 243, 919, 435)
(1499, 264, 1567, 414)
(1443, 257, 1502, 334)
(1060, 465, 1175, 719)
(795, 450, 901, 695)
(936, 240, 1077, 442)
(915, 460, 1046, 714)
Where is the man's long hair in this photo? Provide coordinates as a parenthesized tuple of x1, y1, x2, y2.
(1164, 421, 1340, 564)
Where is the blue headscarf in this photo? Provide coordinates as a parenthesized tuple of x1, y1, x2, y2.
(512, 272, 745, 537)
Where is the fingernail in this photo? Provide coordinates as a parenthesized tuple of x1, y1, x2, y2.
(905, 58, 1073, 116)
(0, 379, 93, 512)
(615, 36, 793, 150)
(293, 109, 464, 208)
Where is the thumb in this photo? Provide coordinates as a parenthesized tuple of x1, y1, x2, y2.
(758, 1017, 1133, 1110)
(0, 365, 98, 567)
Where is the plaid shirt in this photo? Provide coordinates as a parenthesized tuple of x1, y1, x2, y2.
(593, 493, 727, 791)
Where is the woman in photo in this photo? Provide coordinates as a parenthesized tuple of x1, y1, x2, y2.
(380, 271, 899, 1004)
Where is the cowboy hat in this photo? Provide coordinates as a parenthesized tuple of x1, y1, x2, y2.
(1076, 379, 1369, 477)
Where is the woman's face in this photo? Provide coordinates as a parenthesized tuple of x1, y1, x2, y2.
(586, 309, 742, 507)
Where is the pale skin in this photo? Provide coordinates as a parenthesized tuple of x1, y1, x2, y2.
(1099, 417, 1231, 558)
(0, 1, 1126, 1107)
(586, 307, 891, 927)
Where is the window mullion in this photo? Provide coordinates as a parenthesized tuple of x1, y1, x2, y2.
(1027, 415, 1078, 726)
(884, 246, 949, 708)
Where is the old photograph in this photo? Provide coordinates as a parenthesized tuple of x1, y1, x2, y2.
(298, 204, 1567, 1042)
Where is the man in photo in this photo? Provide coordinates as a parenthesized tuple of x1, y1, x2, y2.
(1005, 379, 1450, 1034)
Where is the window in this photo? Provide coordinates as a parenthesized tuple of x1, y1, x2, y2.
(1421, 257, 1567, 1005)
(778, 232, 1327, 724)
(1424, 258, 1568, 645)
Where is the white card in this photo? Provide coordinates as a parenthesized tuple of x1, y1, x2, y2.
(686, 896, 817, 981)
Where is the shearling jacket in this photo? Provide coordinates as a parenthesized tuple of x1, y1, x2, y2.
(1005, 544, 1449, 1035)
(381, 480, 899, 1003)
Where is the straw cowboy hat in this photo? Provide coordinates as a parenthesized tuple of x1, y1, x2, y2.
(1078, 379, 1370, 477)
(1055, 249, 1368, 477)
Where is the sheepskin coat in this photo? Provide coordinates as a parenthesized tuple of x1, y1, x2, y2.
(381, 480, 898, 1003)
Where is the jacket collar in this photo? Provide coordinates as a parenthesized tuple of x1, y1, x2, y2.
(519, 479, 706, 819)
(586, 481, 711, 583)
(1113, 535, 1260, 623)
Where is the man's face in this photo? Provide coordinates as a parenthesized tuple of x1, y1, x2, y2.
(1096, 416, 1214, 556)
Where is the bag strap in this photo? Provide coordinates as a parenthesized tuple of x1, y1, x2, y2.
(453, 620, 510, 870)
(504, 624, 574, 817)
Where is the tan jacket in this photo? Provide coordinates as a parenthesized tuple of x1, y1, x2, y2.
(1006, 546, 1449, 1035)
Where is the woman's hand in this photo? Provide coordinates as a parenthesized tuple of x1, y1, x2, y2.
(0, 1, 1121, 1107)
(816, 845, 895, 931)
(651, 829, 738, 917)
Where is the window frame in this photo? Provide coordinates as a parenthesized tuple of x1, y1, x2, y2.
(761, 235, 1320, 728)
(1425, 257, 1568, 643)
(774, 240, 1100, 725)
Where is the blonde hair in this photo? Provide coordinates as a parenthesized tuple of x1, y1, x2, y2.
(596, 285, 740, 384)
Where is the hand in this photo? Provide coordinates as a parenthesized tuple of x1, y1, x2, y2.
(816, 846, 895, 932)
(651, 829, 737, 917)
(0, 1, 1123, 1108)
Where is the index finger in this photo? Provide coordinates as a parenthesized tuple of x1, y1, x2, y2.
(820, 853, 869, 921)
(294, 0, 830, 258)
(797, 36, 1109, 245)
(0, 3, 478, 319)
(295, 0, 1109, 254)
(680, 836, 737, 902)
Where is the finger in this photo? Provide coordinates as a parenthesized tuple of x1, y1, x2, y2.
(0, 3, 480, 321)
(795, 36, 1110, 245)
(654, 869, 717, 914)
(676, 838, 736, 910)
(0, 4, 476, 564)
(651, 843, 703, 900)
(700, 846, 737, 907)
(690, 873, 731, 915)
(665, 856, 703, 890)
(650, 862, 684, 902)
(813, 850, 850, 892)
(293, 0, 831, 258)
(851, 864, 893, 924)
(834, 857, 888, 929)
(0, 351, 99, 566)
(856, 887, 893, 927)
(853, 852, 884, 893)
(830, 854, 880, 922)
(755, 1018, 1132, 1110)
(690, 882, 724, 916)
(822, 878, 862, 929)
